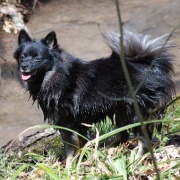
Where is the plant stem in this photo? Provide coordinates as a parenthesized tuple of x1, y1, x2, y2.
(114, 1, 160, 179)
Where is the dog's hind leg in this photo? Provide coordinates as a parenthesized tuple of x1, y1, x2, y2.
(133, 123, 154, 156)
(108, 112, 129, 147)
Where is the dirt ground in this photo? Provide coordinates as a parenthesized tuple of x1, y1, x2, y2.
(0, 0, 180, 145)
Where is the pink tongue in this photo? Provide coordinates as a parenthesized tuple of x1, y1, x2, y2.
(21, 74, 31, 81)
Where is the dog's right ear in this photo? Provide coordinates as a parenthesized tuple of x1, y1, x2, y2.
(18, 29, 32, 44)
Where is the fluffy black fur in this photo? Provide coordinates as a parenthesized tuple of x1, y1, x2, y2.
(14, 29, 174, 162)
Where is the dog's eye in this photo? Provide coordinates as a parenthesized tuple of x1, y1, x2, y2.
(34, 57, 41, 61)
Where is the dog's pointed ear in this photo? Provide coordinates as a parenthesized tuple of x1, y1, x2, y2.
(42, 31, 58, 49)
(18, 29, 32, 44)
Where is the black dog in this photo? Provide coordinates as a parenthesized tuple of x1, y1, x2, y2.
(14, 29, 174, 164)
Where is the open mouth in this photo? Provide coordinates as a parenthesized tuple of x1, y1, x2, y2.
(21, 70, 37, 81)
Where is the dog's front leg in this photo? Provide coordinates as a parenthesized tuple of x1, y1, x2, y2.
(60, 127, 80, 167)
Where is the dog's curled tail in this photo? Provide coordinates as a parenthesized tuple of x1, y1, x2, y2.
(103, 30, 174, 73)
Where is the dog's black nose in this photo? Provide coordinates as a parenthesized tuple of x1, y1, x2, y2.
(21, 65, 28, 71)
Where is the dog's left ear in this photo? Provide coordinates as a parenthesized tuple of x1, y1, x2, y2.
(42, 31, 58, 49)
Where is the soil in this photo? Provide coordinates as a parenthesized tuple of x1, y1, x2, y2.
(0, 0, 180, 145)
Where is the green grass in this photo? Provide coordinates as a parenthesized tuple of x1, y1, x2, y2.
(0, 99, 180, 179)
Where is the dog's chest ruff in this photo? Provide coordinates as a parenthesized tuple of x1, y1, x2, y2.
(36, 69, 75, 122)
